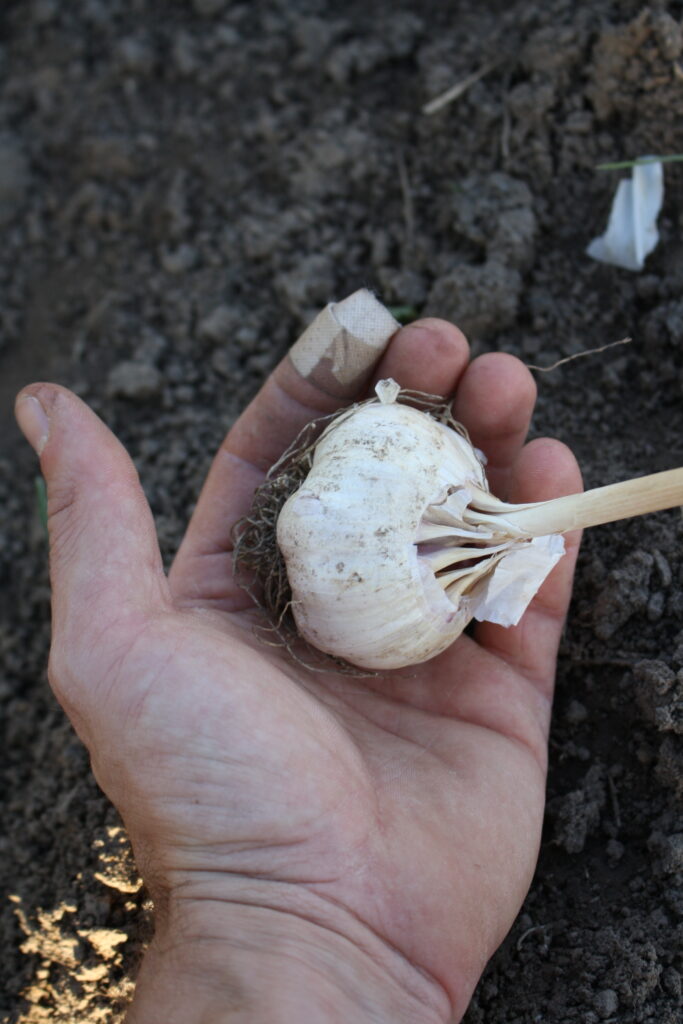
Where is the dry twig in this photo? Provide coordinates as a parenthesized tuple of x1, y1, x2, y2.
(422, 59, 501, 116)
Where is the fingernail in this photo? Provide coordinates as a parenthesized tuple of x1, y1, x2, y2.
(15, 395, 50, 455)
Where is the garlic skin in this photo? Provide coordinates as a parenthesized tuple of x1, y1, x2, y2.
(276, 383, 564, 670)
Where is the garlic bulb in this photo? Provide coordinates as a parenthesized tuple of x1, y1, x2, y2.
(276, 379, 683, 670)
(276, 380, 564, 670)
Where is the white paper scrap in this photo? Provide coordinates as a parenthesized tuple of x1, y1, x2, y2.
(472, 534, 566, 628)
(586, 158, 664, 272)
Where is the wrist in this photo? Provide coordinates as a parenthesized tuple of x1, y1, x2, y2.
(126, 889, 452, 1024)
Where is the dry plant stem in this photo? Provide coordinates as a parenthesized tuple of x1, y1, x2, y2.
(494, 467, 683, 536)
(527, 337, 631, 373)
(422, 58, 501, 115)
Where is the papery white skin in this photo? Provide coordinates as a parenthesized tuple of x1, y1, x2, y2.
(277, 381, 564, 670)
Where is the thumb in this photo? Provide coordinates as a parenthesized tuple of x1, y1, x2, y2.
(15, 384, 170, 686)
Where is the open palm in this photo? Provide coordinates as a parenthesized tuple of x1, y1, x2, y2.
(19, 319, 581, 1022)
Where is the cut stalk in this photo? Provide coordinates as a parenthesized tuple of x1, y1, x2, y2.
(493, 467, 683, 537)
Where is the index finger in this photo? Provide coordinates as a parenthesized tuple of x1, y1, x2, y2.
(452, 353, 537, 500)
(225, 290, 400, 473)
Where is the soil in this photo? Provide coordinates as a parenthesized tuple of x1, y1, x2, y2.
(1, 0, 682, 1021)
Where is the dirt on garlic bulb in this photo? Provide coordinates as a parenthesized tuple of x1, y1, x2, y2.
(276, 380, 565, 670)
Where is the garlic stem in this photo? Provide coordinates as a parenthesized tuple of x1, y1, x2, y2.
(493, 467, 683, 537)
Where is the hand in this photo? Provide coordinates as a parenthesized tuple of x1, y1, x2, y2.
(15, 319, 581, 1023)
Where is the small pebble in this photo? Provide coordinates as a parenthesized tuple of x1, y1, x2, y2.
(117, 36, 155, 76)
(593, 988, 618, 1018)
(107, 361, 163, 401)
(160, 244, 198, 274)
(566, 699, 588, 725)
(606, 838, 624, 861)
(198, 305, 238, 345)
(211, 348, 236, 378)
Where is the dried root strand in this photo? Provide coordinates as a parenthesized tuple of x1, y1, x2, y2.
(231, 418, 320, 641)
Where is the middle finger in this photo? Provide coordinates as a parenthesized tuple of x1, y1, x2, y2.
(451, 353, 537, 499)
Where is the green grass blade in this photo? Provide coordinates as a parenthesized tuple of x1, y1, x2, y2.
(388, 304, 419, 325)
(596, 154, 683, 171)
